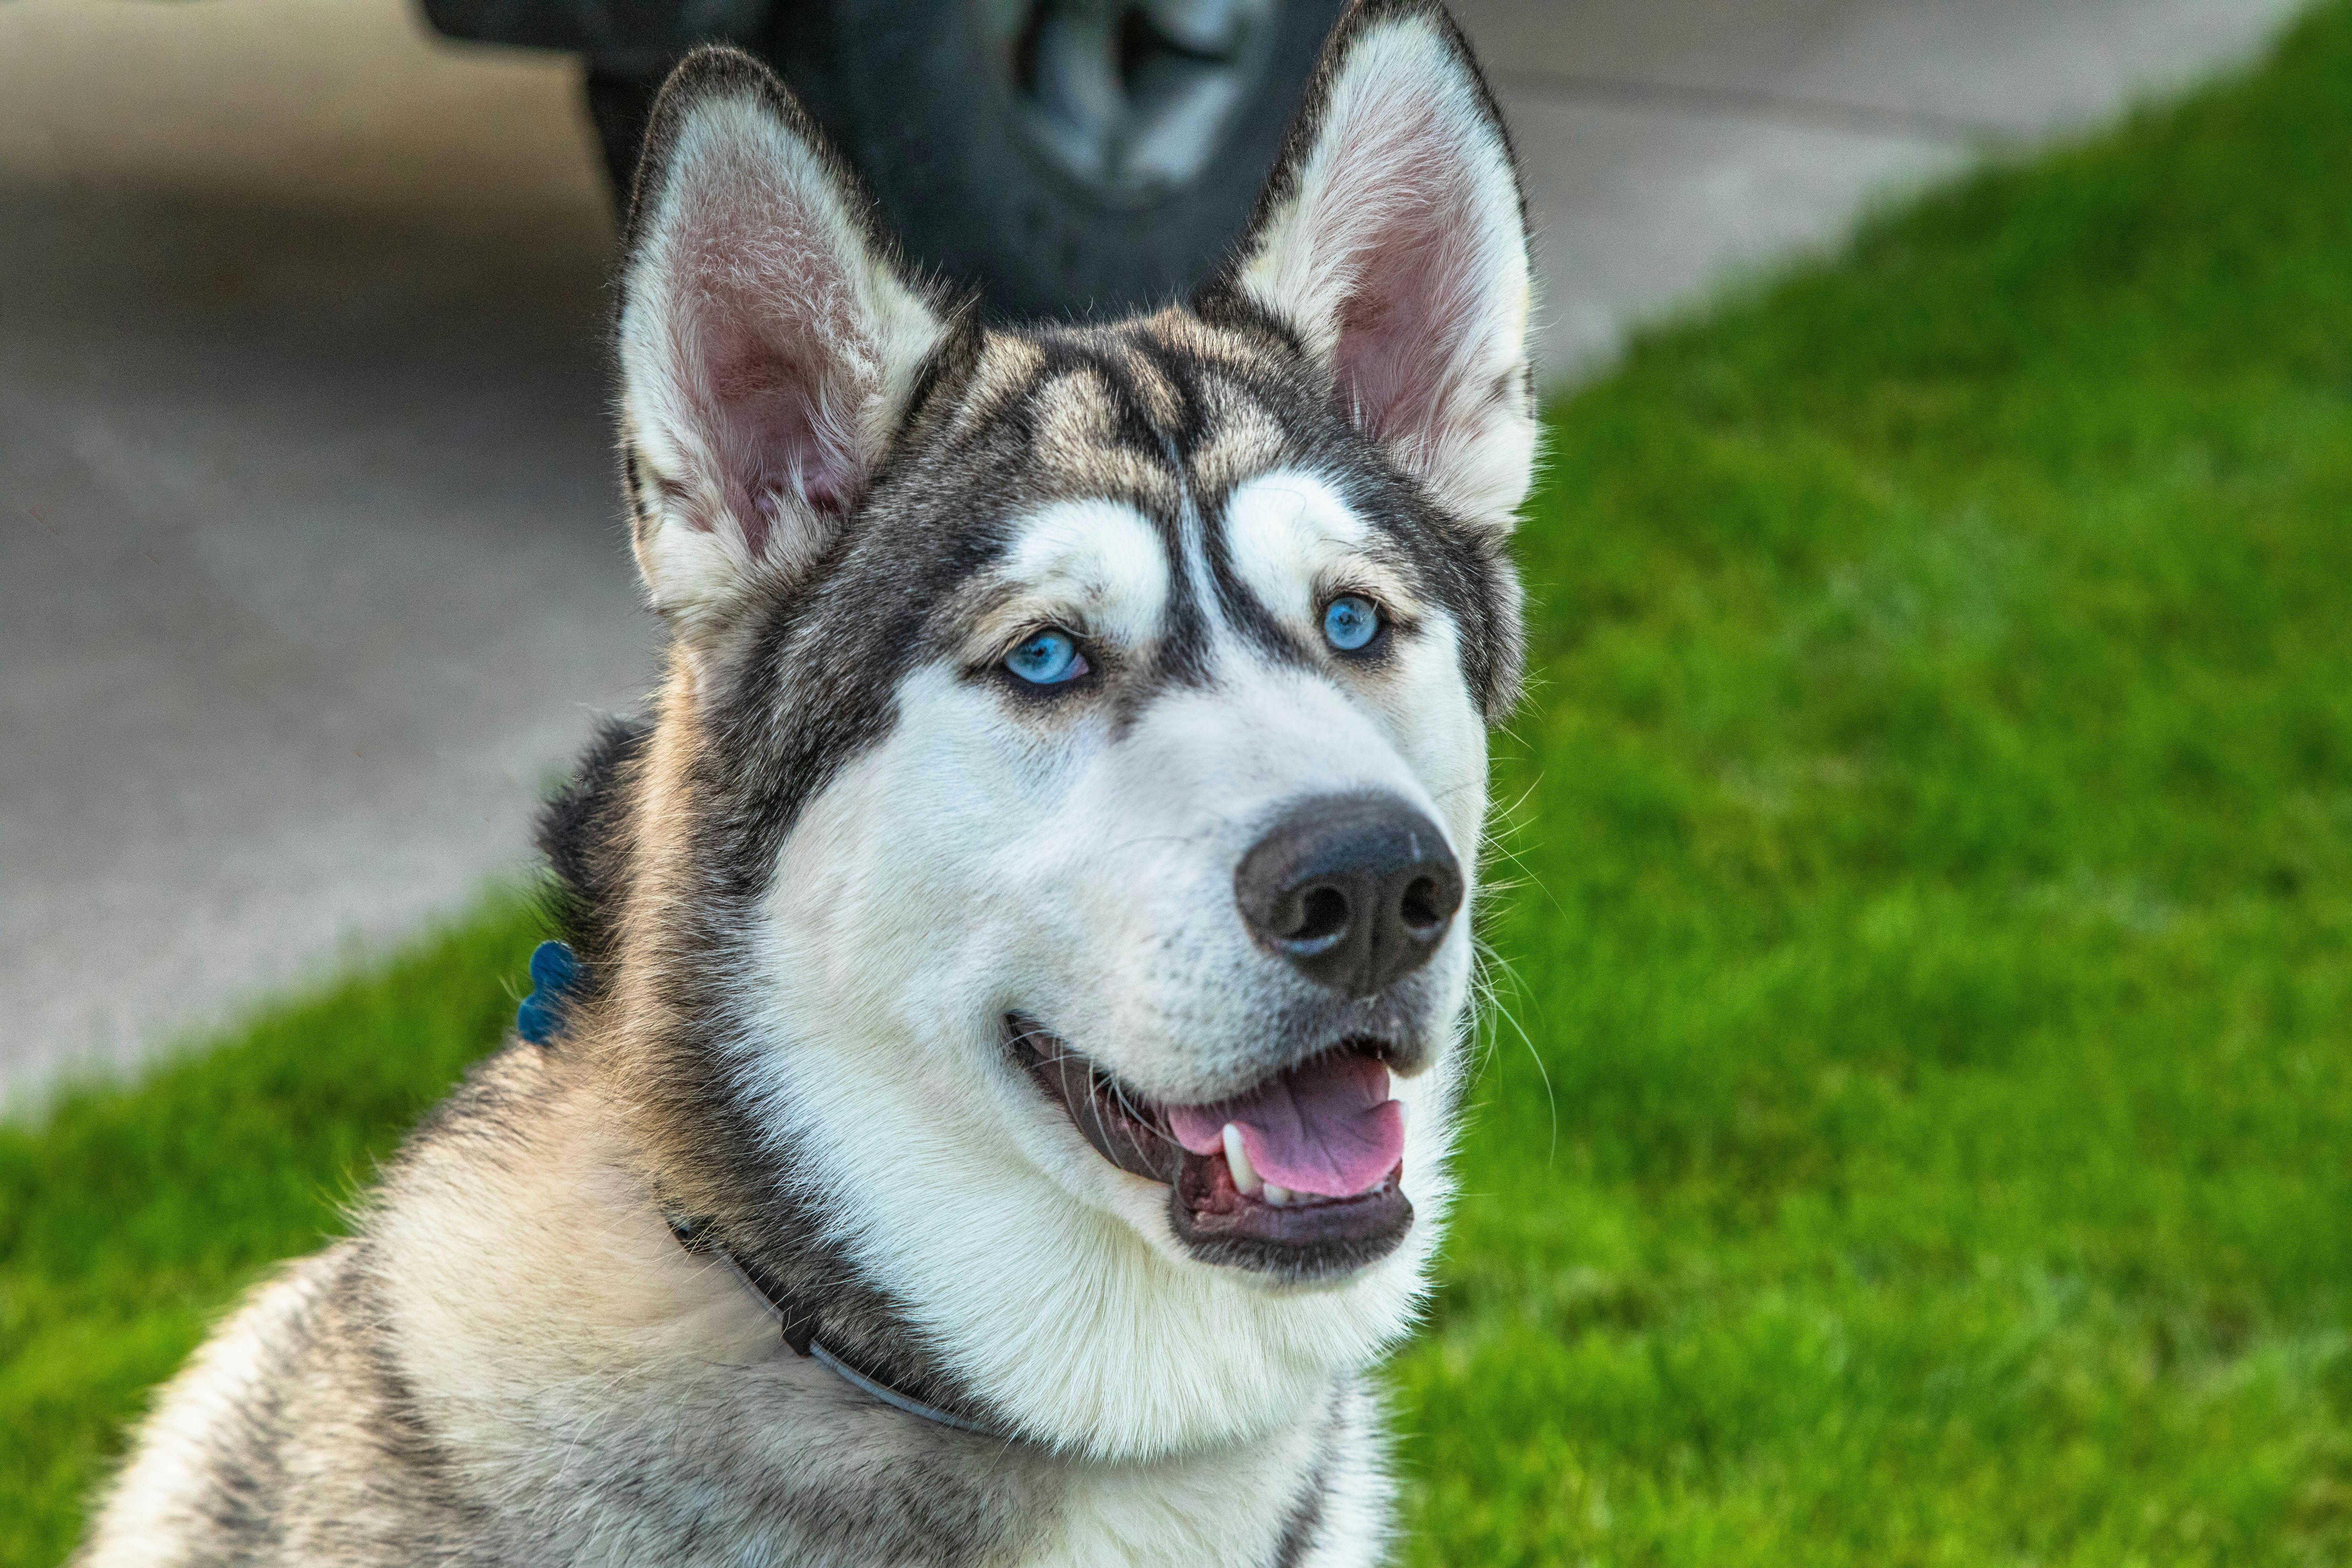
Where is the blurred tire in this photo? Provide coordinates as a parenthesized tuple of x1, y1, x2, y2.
(586, 65, 665, 209)
(593, 0, 1346, 322)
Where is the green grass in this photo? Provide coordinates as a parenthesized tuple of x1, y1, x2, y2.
(0, 901, 548, 1566)
(1401, 6, 2352, 1562)
(8, 8, 2352, 1562)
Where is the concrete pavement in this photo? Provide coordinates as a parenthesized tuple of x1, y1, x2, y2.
(1462, 0, 2306, 376)
(0, 0, 642, 1103)
(0, 0, 2309, 1105)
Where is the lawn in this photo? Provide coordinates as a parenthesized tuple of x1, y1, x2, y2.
(7, 6, 2352, 1562)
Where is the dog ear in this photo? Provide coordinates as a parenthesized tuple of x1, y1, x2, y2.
(615, 48, 945, 638)
(1202, 0, 1536, 532)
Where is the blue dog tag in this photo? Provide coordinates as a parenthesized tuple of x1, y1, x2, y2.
(516, 940, 581, 1045)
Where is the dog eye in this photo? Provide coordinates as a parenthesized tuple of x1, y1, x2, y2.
(1004, 628, 1088, 686)
(1321, 595, 1382, 653)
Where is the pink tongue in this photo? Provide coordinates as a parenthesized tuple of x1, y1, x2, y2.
(1166, 1056, 1403, 1198)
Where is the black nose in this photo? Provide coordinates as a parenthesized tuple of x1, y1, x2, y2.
(1234, 794, 1465, 998)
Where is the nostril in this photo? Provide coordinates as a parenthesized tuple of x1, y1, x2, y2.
(1236, 793, 1463, 994)
(1286, 885, 1350, 949)
(1398, 875, 1446, 937)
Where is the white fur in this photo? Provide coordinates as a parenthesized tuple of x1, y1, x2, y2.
(78, 1257, 340, 1563)
(1235, 18, 1535, 531)
(976, 498, 1175, 659)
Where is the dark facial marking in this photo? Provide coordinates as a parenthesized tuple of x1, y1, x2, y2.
(1272, 1457, 1326, 1568)
(1197, 481, 1320, 671)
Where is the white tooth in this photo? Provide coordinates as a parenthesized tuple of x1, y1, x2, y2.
(1262, 1182, 1295, 1207)
(1222, 1124, 1264, 1196)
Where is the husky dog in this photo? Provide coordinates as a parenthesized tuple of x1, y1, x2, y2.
(80, 2, 1535, 1561)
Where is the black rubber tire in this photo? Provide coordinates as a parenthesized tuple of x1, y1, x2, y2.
(589, 0, 1346, 324)
(586, 65, 668, 212)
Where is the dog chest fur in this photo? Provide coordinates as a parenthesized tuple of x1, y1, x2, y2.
(85, 1046, 1383, 1566)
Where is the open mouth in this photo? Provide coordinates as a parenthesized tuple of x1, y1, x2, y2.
(1006, 1015, 1413, 1278)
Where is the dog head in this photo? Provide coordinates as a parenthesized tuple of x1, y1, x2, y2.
(597, 0, 1533, 1457)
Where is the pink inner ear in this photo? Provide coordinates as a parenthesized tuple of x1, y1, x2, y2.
(1313, 87, 1499, 462)
(702, 342, 856, 555)
(664, 172, 869, 556)
(1334, 209, 1483, 453)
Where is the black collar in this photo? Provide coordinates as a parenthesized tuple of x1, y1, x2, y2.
(523, 946, 1011, 1441)
(667, 1217, 1010, 1441)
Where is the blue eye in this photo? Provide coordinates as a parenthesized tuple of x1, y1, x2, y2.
(1322, 594, 1382, 653)
(1004, 628, 1087, 686)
